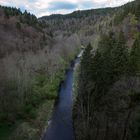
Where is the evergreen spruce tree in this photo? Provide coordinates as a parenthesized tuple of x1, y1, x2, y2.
(112, 31, 129, 79)
(78, 43, 92, 98)
(80, 43, 92, 79)
(74, 43, 93, 140)
(129, 35, 140, 75)
(4, 9, 10, 19)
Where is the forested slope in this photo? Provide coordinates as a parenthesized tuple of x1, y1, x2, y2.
(0, 6, 80, 140)
(73, 0, 140, 140)
(0, 0, 140, 139)
(40, 0, 140, 46)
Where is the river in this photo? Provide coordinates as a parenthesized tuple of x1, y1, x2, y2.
(42, 57, 80, 140)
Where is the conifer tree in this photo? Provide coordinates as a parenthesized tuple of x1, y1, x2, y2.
(78, 43, 92, 99)
(112, 31, 129, 79)
(129, 35, 140, 75)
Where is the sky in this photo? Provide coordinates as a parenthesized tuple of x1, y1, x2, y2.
(0, 0, 134, 17)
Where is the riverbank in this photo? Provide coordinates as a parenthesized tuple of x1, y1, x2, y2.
(0, 100, 54, 140)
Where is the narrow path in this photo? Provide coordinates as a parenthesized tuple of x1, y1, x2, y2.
(42, 58, 80, 140)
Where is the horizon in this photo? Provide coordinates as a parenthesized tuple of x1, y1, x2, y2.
(0, 0, 134, 17)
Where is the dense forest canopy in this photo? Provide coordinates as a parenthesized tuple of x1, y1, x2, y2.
(73, 0, 140, 140)
(0, 0, 140, 139)
(0, 4, 80, 140)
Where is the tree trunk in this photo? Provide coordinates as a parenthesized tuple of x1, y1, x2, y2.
(122, 110, 132, 140)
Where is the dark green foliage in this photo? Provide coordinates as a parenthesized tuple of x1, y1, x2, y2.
(16, 21, 21, 30)
(49, 31, 53, 38)
(0, 5, 46, 31)
(129, 35, 140, 75)
(3, 6, 22, 18)
(114, 0, 140, 25)
(22, 10, 38, 26)
(22, 104, 36, 119)
(77, 44, 93, 111)
(74, 31, 134, 140)
(80, 43, 92, 81)
(91, 32, 128, 94)
(4, 8, 10, 18)
(0, 123, 15, 140)
(130, 114, 140, 140)
(41, 8, 113, 20)
(111, 31, 129, 77)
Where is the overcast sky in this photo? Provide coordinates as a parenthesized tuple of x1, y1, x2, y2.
(0, 0, 133, 17)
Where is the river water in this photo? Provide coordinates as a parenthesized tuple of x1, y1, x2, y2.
(42, 57, 80, 140)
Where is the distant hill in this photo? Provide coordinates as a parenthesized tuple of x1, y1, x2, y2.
(39, 0, 140, 46)
(39, 7, 114, 20)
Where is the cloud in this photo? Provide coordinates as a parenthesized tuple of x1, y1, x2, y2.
(48, 1, 77, 10)
(0, 0, 134, 17)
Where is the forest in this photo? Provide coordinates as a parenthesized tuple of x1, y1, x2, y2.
(73, 0, 140, 140)
(0, 0, 140, 139)
(0, 5, 80, 140)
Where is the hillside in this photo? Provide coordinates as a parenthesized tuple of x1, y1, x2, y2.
(0, 6, 80, 140)
(71, 0, 140, 140)
(0, 6, 52, 57)
(0, 0, 140, 139)
(40, 0, 140, 47)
